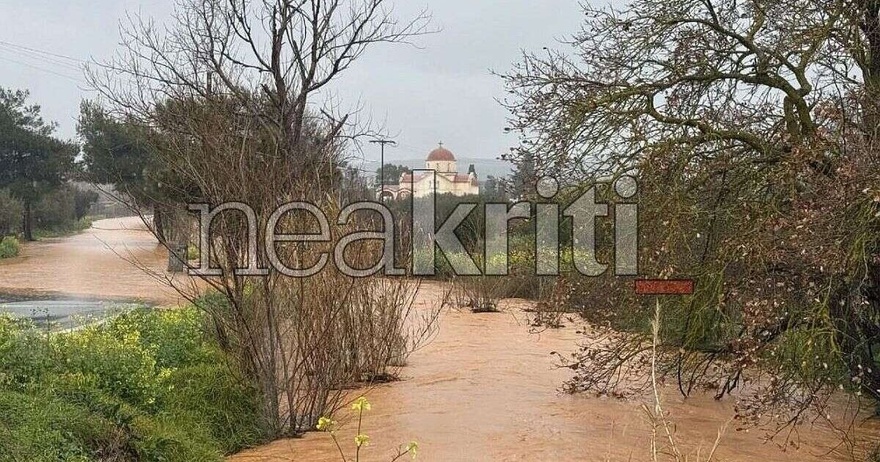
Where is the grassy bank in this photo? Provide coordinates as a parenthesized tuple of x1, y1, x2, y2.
(0, 236, 19, 258)
(0, 307, 268, 461)
(32, 217, 95, 240)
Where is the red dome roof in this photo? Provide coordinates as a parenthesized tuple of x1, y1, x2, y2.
(427, 145, 456, 161)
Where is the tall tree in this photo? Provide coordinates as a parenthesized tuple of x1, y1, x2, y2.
(481, 175, 508, 202)
(504, 0, 880, 438)
(78, 101, 155, 198)
(509, 149, 535, 199)
(77, 101, 189, 241)
(0, 89, 76, 241)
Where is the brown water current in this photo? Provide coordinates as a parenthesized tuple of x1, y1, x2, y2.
(0, 218, 875, 461)
(231, 286, 877, 462)
(0, 217, 186, 305)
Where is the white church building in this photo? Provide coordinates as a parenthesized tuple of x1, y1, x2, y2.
(379, 144, 479, 199)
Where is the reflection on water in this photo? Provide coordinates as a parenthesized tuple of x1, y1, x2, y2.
(0, 296, 146, 330)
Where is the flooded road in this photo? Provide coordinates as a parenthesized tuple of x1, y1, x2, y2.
(0, 217, 185, 305)
(230, 286, 872, 462)
(0, 218, 873, 460)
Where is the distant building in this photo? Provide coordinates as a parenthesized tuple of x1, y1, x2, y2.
(379, 144, 479, 199)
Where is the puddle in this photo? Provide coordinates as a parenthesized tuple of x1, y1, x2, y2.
(0, 295, 147, 330)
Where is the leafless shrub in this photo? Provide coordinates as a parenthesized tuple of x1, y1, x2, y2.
(560, 326, 653, 398)
(643, 301, 729, 462)
(452, 274, 512, 313)
(529, 276, 572, 330)
(86, 0, 435, 438)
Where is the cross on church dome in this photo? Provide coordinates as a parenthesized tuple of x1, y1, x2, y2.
(427, 143, 456, 161)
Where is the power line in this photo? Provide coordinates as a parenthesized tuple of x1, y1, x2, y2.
(0, 44, 83, 73)
(0, 53, 85, 84)
(0, 40, 85, 64)
(0, 40, 88, 84)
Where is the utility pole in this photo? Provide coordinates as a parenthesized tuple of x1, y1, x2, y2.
(369, 138, 397, 194)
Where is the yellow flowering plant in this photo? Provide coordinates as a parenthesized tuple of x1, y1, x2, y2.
(316, 396, 419, 461)
(351, 396, 371, 412)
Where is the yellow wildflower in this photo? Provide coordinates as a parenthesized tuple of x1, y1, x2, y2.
(406, 441, 419, 459)
(351, 396, 371, 412)
(354, 434, 370, 447)
(316, 416, 336, 432)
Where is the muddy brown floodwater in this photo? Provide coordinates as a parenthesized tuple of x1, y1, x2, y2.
(0, 218, 875, 461)
(231, 285, 878, 462)
(0, 217, 186, 305)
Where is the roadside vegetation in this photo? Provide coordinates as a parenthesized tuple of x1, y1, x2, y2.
(74, 0, 441, 443)
(0, 184, 97, 244)
(0, 236, 19, 259)
(0, 89, 100, 242)
(500, 0, 880, 448)
(0, 92, 100, 244)
(0, 306, 267, 461)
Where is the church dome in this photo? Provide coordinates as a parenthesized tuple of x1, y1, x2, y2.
(427, 145, 456, 162)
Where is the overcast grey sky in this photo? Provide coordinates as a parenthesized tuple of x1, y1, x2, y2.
(0, 0, 584, 167)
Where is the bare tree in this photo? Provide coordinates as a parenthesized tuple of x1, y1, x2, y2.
(86, 0, 436, 438)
